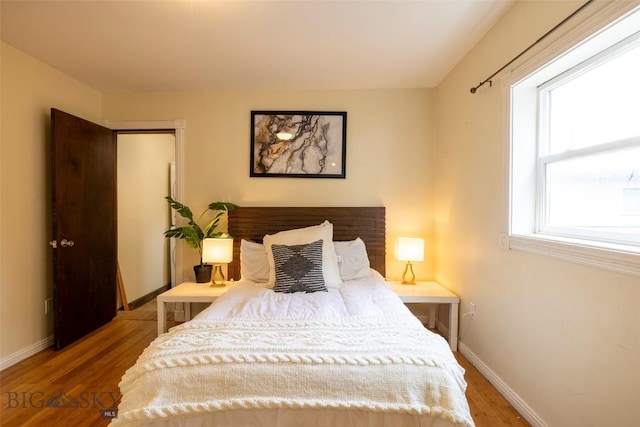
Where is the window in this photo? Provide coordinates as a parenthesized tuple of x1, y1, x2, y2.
(507, 3, 640, 275)
(538, 36, 640, 245)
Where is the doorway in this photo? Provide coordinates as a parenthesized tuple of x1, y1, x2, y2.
(105, 118, 185, 308)
(117, 132, 176, 307)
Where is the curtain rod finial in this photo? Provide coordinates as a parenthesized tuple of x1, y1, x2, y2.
(470, 79, 493, 94)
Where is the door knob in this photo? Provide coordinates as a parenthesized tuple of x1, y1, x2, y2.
(60, 239, 75, 247)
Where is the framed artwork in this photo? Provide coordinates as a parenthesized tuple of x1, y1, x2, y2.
(250, 111, 347, 178)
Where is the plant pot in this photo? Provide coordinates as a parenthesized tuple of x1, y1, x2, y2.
(194, 264, 213, 283)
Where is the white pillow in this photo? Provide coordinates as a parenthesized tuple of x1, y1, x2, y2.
(263, 221, 343, 289)
(240, 239, 270, 284)
(333, 238, 371, 281)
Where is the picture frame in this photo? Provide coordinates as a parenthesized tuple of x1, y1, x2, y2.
(250, 111, 347, 178)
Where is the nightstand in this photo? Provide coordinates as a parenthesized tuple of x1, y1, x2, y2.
(156, 281, 233, 335)
(387, 281, 460, 351)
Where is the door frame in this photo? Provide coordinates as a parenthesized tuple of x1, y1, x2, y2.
(102, 119, 185, 286)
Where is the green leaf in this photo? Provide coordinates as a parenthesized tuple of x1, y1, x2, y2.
(211, 231, 232, 238)
(164, 227, 185, 239)
(182, 227, 201, 249)
(165, 196, 195, 222)
(207, 202, 238, 211)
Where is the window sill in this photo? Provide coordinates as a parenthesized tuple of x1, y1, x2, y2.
(507, 234, 640, 277)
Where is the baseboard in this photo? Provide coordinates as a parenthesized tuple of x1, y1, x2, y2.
(0, 335, 53, 371)
(125, 283, 171, 310)
(458, 341, 548, 427)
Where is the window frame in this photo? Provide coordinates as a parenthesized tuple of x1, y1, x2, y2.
(504, 1, 640, 277)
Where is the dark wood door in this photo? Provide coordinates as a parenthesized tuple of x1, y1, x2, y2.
(51, 108, 117, 350)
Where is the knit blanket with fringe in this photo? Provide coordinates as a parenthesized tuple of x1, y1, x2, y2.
(110, 312, 474, 427)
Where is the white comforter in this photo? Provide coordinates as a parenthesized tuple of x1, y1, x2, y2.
(111, 273, 474, 427)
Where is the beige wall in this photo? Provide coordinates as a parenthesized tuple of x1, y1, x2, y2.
(117, 133, 175, 302)
(102, 89, 436, 283)
(0, 42, 102, 362)
(434, 1, 640, 426)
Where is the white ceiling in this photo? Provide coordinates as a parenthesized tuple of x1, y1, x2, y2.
(0, 0, 514, 92)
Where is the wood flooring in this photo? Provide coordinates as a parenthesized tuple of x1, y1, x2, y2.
(0, 301, 530, 427)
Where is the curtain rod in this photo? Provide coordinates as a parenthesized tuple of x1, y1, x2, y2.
(469, 0, 595, 94)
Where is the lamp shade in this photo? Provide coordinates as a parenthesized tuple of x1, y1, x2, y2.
(395, 237, 424, 262)
(202, 238, 233, 264)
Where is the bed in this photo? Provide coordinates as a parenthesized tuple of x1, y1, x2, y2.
(111, 207, 474, 427)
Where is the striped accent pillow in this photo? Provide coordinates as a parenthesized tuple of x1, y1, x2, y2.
(272, 239, 327, 293)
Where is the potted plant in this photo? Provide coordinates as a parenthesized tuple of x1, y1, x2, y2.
(164, 196, 237, 283)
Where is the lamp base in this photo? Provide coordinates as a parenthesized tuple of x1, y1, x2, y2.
(209, 264, 227, 287)
(401, 261, 416, 285)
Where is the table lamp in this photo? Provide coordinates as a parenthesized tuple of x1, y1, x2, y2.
(395, 237, 424, 285)
(202, 237, 233, 287)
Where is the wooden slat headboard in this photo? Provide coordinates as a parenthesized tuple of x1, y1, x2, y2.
(228, 207, 386, 280)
